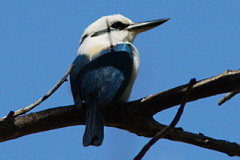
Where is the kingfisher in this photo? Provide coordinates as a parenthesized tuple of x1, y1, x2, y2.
(70, 14, 169, 147)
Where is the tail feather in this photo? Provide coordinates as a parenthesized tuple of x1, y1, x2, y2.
(83, 102, 104, 147)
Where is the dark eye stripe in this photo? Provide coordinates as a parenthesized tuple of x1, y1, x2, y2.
(81, 22, 129, 44)
(80, 29, 108, 44)
(80, 21, 130, 44)
(80, 34, 89, 44)
(91, 29, 109, 38)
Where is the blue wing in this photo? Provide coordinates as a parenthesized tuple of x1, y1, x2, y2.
(80, 66, 125, 146)
(70, 43, 134, 106)
(81, 66, 124, 106)
(70, 54, 90, 106)
(70, 43, 134, 146)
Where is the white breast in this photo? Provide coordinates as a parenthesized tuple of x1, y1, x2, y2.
(119, 44, 140, 102)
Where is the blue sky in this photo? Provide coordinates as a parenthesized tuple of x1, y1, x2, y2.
(0, 1, 240, 159)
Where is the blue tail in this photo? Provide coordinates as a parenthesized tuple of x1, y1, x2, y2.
(83, 101, 104, 147)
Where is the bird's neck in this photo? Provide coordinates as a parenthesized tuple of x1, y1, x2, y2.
(78, 41, 135, 60)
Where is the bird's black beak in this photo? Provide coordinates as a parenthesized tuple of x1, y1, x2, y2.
(126, 18, 170, 33)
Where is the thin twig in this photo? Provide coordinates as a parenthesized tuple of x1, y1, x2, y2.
(134, 78, 196, 160)
(218, 91, 240, 106)
(0, 64, 75, 121)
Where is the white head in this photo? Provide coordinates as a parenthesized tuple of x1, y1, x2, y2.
(78, 14, 169, 58)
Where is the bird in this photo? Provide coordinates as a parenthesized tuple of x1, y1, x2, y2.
(70, 14, 169, 147)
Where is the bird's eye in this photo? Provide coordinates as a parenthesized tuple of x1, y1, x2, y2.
(111, 22, 129, 30)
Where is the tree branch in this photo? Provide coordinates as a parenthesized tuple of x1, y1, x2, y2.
(137, 70, 240, 115)
(0, 70, 240, 157)
(218, 91, 240, 106)
(134, 78, 196, 160)
(0, 64, 74, 121)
